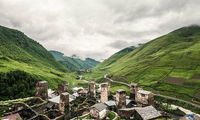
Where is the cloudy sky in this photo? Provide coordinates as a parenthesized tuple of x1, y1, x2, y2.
(0, 0, 200, 61)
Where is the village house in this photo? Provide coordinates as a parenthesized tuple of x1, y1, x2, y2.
(135, 89, 154, 106)
(90, 103, 108, 120)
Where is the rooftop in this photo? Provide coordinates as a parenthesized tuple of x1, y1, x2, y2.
(135, 106, 161, 120)
(91, 103, 108, 112)
(105, 100, 116, 106)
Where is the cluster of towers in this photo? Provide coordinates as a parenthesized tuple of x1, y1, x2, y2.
(35, 81, 70, 119)
(35, 80, 154, 119)
(88, 81, 154, 109)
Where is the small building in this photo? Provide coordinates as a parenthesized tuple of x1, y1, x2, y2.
(104, 100, 116, 111)
(135, 90, 154, 106)
(134, 106, 161, 120)
(90, 103, 108, 120)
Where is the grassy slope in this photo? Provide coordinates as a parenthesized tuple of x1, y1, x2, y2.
(88, 25, 200, 102)
(49, 50, 100, 72)
(97, 46, 136, 69)
(0, 25, 81, 94)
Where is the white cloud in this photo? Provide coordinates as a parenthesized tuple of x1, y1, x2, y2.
(0, 0, 200, 61)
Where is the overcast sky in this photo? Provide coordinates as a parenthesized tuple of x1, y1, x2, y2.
(0, 0, 200, 61)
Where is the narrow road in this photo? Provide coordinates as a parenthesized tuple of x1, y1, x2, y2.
(104, 74, 200, 109)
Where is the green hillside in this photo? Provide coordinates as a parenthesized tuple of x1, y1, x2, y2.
(50, 50, 100, 72)
(97, 46, 136, 69)
(89, 25, 200, 102)
(0, 25, 80, 100)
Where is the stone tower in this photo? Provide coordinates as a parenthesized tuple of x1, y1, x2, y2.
(116, 89, 126, 109)
(88, 81, 96, 98)
(130, 83, 138, 100)
(100, 83, 109, 103)
(35, 81, 48, 100)
(59, 92, 70, 119)
(58, 83, 68, 95)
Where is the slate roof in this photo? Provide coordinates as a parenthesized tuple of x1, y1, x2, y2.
(105, 100, 116, 106)
(135, 106, 161, 120)
(91, 103, 107, 112)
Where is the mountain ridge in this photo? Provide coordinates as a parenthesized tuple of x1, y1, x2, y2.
(49, 50, 100, 72)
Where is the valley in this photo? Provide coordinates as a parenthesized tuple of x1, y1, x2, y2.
(0, 25, 200, 119)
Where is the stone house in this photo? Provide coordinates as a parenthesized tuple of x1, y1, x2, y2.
(90, 103, 108, 120)
(135, 90, 154, 106)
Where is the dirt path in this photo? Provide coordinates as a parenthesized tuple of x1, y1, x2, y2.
(104, 74, 200, 109)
